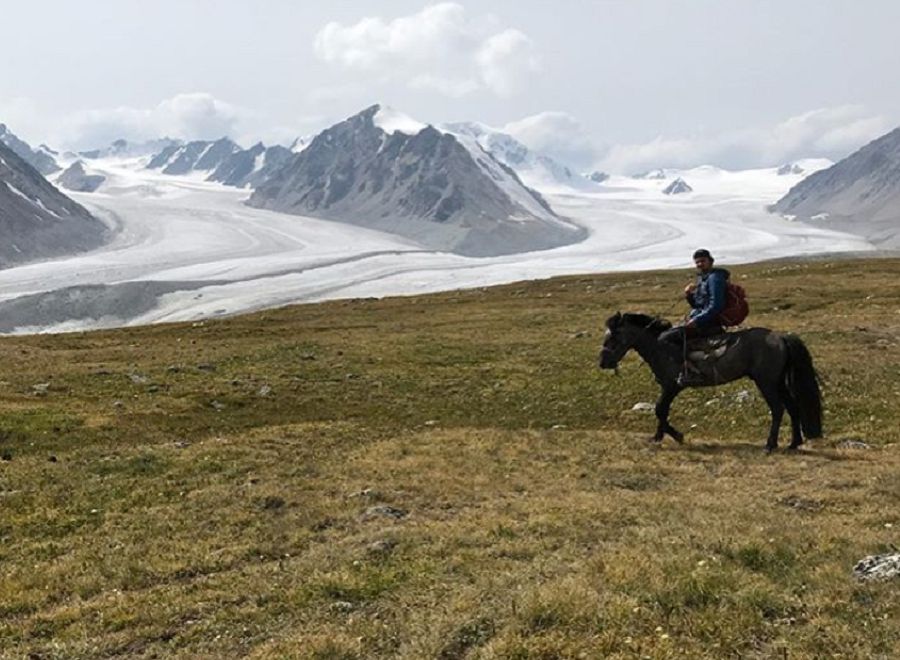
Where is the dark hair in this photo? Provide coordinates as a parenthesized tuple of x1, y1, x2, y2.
(692, 248, 713, 261)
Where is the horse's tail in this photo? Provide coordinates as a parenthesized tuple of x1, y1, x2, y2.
(783, 334, 823, 439)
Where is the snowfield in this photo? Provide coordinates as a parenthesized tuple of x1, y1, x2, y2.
(0, 156, 874, 334)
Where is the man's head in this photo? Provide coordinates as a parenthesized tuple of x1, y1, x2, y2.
(692, 248, 714, 273)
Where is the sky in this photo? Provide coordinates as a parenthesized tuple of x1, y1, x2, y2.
(2, 0, 899, 173)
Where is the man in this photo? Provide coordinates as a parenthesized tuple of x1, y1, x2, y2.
(660, 249, 728, 382)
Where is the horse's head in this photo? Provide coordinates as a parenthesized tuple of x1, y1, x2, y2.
(598, 312, 671, 370)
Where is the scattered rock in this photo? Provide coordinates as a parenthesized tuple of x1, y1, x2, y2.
(257, 384, 272, 397)
(349, 488, 382, 501)
(853, 554, 900, 581)
(571, 330, 588, 339)
(423, 419, 438, 427)
(631, 402, 654, 412)
(112, 400, 124, 408)
(367, 539, 397, 556)
(128, 373, 149, 384)
(837, 438, 871, 450)
(300, 353, 317, 361)
(210, 400, 226, 411)
(173, 440, 191, 449)
(166, 365, 182, 373)
(362, 505, 408, 520)
(329, 601, 355, 613)
(197, 363, 216, 372)
(551, 424, 568, 430)
(32, 383, 50, 395)
(734, 389, 753, 404)
(779, 496, 824, 512)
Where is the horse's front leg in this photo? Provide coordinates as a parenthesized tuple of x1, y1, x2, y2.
(654, 386, 684, 444)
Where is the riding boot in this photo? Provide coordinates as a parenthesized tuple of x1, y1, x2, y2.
(677, 361, 706, 387)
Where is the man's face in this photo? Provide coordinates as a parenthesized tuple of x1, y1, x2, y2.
(694, 256, 713, 273)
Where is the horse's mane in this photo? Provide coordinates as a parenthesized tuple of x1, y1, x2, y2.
(608, 312, 673, 335)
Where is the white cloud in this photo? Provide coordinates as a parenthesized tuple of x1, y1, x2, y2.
(599, 105, 893, 174)
(312, 3, 540, 97)
(503, 111, 601, 169)
(61, 93, 243, 149)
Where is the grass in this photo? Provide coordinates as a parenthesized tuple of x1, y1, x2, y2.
(1, 256, 900, 658)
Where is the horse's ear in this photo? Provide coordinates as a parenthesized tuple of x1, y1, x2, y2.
(606, 311, 622, 329)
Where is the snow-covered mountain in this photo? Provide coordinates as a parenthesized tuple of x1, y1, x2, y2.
(80, 137, 182, 160)
(147, 137, 242, 176)
(248, 105, 584, 257)
(771, 127, 900, 246)
(441, 121, 596, 191)
(663, 178, 693, 195)
(0, 123, 60, 175)
(633, 168, 670, 180)
(207, 143, 295, 189)
(0, 141, 108, 267)
(57, 161, 106, 193)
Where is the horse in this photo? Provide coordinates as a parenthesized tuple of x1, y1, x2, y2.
(597, 312, 822, 452)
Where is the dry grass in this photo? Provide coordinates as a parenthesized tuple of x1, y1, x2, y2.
(1, 256, 900, 658)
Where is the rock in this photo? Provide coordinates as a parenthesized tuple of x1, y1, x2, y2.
(734, 390, 753, 404)
(853, 553, 900, 581)
(210, 400, 226, 411)
(329, 601, 355, 613)
(128, 373, 149, 384)
(837, 438, 871, 450)
(362, 505, 408, 520)
(631, 402, 654, 412)
(48, 455, 58, 463)
(1, 452, 12, 461)
(571, 330, 588, 339)
(257, 384, 272, 397)
(349, 488, 382, 500)
(112, 400, 124, 408)
(196, 362, 216, 372)
(32, 383, 50, 395)
(367, 539, 397, 556)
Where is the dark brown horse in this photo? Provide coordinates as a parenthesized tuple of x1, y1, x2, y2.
(598, 312, 822, 452)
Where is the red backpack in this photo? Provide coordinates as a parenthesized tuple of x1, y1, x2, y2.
(719, 281, 749, 326)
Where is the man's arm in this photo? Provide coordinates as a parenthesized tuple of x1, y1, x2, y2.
(690, 271, 726, 326)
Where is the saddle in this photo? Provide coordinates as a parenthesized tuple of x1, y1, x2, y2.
(686, 333, 739, 364)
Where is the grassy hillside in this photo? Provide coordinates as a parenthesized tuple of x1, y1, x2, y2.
(1, 257, 899, 658)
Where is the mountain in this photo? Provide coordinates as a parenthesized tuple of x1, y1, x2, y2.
(0, 123, 60, 175)
(0, 141, 108, 267)
(147, 137, 241, 175)
(207, 143, 295, 189)
(441, 121, 595, 191)
(247, 105, 584, 257)
(586, 171, 609, 183)
(771, 127, 900, 245)
(80, 137, 182, 160)
(777, 163, 805, 176)
(57, 161, 106, 193)
(634, 168, 669, 180)
(663, 178, 693, 195)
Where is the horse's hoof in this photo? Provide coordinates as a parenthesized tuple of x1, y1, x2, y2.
(649, 435, 663, 444)
(670, 431, 685, 444)
(764, 446, 776, 455)
(787, 444, 802, 452)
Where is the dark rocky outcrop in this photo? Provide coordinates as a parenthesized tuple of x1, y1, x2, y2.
(0, 141, 108, 267)
(57, 161, 106, 193)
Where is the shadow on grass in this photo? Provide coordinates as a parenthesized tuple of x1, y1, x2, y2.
(662, 439, 855, 462)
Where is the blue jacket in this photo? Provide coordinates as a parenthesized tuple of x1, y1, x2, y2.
(688, 267, 728, 327)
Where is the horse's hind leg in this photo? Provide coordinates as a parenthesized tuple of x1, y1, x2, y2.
(779, 382, 804, 450)
(755, 380, 785, 453)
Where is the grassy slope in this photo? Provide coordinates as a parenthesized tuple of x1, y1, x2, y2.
(1, 257, 899, 659)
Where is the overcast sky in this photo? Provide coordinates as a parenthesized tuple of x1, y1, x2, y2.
(3, 0, 899, 172)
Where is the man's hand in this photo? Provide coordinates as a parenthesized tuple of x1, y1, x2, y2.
(684, 283, 696, 298)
